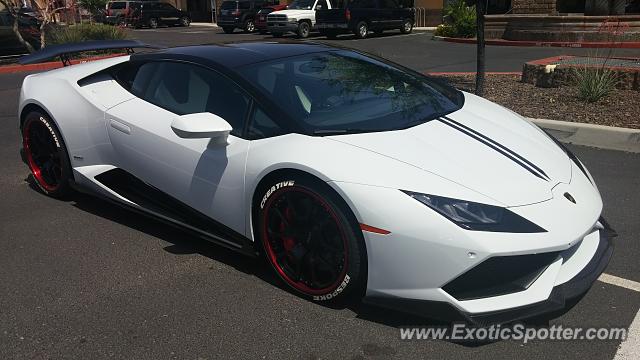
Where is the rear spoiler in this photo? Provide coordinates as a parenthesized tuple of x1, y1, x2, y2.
(19, 40, 162, 66)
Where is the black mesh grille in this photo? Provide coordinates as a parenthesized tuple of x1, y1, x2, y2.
(443, 251, 560, 301)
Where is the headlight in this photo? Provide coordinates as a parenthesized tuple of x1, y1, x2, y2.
(402, 191, 546, 233)
(288, 18, 297, 22)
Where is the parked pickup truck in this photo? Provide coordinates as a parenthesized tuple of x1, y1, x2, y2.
(267, 0, 332, 38)
(316, 0, 414, 39)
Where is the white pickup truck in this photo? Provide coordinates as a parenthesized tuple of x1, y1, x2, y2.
(266, 0, 333, 38)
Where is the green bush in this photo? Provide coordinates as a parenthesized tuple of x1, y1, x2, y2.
(573, 67, 619, 103)
(49, 23, 127, 45)
(435, 0, 477, 38)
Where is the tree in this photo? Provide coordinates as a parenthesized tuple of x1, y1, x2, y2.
(0, 0, 36, 53)
(33, 0, 73, 48)
(77, 0, 107, 22)
(475, 0, 487, 97)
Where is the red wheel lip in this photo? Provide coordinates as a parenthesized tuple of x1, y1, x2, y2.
(261, 186, 349, 296)
(22, 119, 59, 192)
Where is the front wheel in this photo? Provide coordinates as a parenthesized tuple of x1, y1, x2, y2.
(354, 21, 368, 39)
(297, 21, 311, 38)
(244, 19, 255, 33)
(148, 17, 158, 29)
(256, 175, 366, 302)
(179, 16, 190, 27)
(22, 111, 73, 198)
(400, 19, 413, 34)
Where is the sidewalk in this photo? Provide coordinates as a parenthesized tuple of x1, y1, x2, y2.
(433, 35, 640, 49)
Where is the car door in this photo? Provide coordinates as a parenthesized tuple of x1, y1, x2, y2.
(105, 60, 252, 236)
(378, 0, 399, 28)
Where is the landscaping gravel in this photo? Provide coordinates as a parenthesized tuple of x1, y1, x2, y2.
(435, 74, 640, 129)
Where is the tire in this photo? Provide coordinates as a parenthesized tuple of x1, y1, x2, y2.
(244, 18, 255, 33)
(297, 21, 310, 38)
(222, 26, 235, 34)
(353, 21, 368, 39)
(255, 174, 366, 303)
(148, 17, 158, 29)
(21, 111, 73, 198)
(400, 18, 413, 34)
(179, 16, 190, 27)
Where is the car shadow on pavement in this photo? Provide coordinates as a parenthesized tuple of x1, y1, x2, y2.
(26, 177, 493, 340)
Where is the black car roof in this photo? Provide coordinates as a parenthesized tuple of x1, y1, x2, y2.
(131, 42, 337, 69)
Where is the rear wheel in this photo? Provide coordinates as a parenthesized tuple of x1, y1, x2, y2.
(148, 17, 158, 29)
(256, 175, 366, 302)
(179, 16, 190, 27)
(353, 21, 368, 39)
(400, 18, 413, 34)
(297, 21, 311, 38)
(244, 18, 255, 33)
(21, 111, 73, 198)
(222, 26, 235, 34)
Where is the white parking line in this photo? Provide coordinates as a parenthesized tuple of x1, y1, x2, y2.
(599, 273, 640, 292)
(614, 308, 640, 359)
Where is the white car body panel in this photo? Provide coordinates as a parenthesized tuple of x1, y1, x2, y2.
(18, 47, 610, 323)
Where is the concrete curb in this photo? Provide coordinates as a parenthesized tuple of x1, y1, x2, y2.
(529, 118, 640, 153)
(432, 35, 640, 48)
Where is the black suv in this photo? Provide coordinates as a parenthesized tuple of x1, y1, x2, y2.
(218, 0, 279, 33)
(316, 0, 414, 39)
(128, 1, 191, 28)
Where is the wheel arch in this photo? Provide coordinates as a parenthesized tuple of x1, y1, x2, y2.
(249, 167, 365, 247)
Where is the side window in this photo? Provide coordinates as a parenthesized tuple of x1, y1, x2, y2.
(127, 61, 250, 137)
(316, 0, 329, 9)
(380, 0, 398, 8)
(248, 106, 283, 139)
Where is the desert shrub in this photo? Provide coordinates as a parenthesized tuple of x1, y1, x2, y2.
(49, 23, 127, 45)
(435, 0, 476, 38)
(573, 67, 619, 103)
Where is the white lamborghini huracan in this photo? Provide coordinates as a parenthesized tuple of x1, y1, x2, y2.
(18, 40, 614, 325)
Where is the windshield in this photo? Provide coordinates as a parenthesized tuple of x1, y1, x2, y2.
(287, 0, 315, 10)
(239, 51, 463, 135)
(220, 1, 238, 10)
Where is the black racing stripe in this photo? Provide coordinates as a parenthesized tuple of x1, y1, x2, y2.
(441, 116, 550, 181)
(438, 118, 549, 181)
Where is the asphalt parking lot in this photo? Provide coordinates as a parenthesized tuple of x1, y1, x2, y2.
(128, 25, 640, 73)
(1, 28, 639, 359)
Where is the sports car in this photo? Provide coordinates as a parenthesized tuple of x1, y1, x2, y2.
(18, 40, 614, 325)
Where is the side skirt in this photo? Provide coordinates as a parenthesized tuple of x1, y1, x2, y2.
(90, 168, 257, 257)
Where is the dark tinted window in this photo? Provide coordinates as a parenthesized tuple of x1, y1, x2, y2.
(238, 1, 251, 9)
(239, 51, 463, 135)
(221, 1, 239, 9)
(248, 107, 283, 139)
(109, 1, 126, 9)
(379, 0, 398, 8)
(128, 62, 250, 136)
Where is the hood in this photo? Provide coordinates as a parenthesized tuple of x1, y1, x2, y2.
(328, 93, 572, 207)
(269, 9, 314, 17)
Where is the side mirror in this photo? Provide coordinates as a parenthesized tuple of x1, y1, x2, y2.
(171, 112, 232, 144)
(316, 5, 323, 10)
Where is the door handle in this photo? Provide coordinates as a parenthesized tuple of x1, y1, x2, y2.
(110, 119, 131, 134)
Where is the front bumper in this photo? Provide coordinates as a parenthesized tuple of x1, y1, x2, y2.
(364, 221, 614, 325)
(267, 22, 298, 33)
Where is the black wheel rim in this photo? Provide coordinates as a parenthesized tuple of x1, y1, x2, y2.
(262, 187, 348, 295)
(23, 120, 62, 191)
